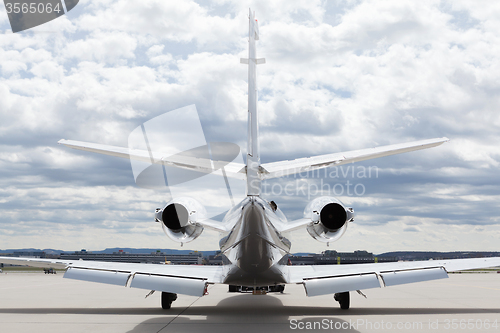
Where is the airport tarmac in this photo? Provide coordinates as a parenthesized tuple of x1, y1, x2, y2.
(0, 272, 499, 333)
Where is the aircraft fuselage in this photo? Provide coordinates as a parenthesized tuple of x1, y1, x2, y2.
(220, 196, 291, 286)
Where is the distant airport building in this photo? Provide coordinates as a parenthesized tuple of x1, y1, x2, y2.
(60, 250, 203, 265)
(12, 251, 46, 258)
(3, 249, 499, 267)
(289, 250, 397, 265)
(207, 251, 223, 265)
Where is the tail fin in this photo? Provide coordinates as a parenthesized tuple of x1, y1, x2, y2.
(244, 9, 265, 195)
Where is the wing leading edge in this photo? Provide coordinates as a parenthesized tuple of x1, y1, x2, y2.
(0, 256, 224, 297)
(58, 139, 246, 180)
(288, 257, 500, 297)
(260, 137, 449, 179)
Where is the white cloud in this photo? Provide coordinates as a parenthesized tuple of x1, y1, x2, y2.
(1, 1, 500, 253)
(64, 32, 138, 64)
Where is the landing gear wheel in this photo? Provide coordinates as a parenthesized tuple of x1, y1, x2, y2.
(270, 285, 285, 293)
(161, 292, 177, 310)
(334, 292, 350, 310)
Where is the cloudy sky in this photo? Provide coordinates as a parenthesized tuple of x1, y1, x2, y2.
(1, 0, 500, 254)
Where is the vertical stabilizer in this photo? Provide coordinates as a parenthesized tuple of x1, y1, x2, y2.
(241, 9, 265, 196)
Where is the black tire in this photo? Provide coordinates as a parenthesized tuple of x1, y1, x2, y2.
(334, 292, 350, 310)
(269, 285, 285, 293)
(161, 292, 177, 310)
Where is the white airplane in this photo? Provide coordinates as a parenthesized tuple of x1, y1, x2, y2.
(2, 10, 500, 310)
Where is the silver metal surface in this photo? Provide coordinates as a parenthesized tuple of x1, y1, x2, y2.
(130, 274, 206, 297)
(380, 267, 448, 287)
(64, 267, 130, 286)
(304, 274, 381, 296)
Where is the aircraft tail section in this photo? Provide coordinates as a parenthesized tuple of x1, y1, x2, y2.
(244, 9, 265, 196)
(250, 10, 260, 40)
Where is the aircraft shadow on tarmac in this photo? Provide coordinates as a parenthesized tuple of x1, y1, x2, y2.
(0, 293, 499, 333)
(123, 294, 500, 333)
(125, 294, 361, 333)
(0, 293, 498, 316)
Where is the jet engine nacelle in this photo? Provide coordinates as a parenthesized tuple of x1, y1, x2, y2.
(304, 196, 354, 243)
(154, 197, 205, 243)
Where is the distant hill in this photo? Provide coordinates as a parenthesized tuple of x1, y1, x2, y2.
(0, 248, 64, 255)
(0, 248, 219, 256)
(377, 251, 500, 260)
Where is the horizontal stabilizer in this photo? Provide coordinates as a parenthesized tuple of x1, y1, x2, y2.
(240, 58, 265, 64)
(58, 139, 246, 180)
(260, 137, 449, 179)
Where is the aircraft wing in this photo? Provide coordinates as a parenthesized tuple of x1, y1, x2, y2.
(58, 139, 246, 180)
(0, 256, 224, 297)
(260, 137, 449, 179)
(287, 257, 500, 296)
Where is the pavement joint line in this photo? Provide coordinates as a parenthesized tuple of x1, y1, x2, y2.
(156, 298, 201, 332)
(157, 285, 213, 332)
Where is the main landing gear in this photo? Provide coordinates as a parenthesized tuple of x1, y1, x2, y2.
(334, 292, 350, 310)
(228, 285, 239, 292)
(161, 292, 177, 309)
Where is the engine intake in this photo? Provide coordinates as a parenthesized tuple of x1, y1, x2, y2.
(155, 197, 205, 243)
(304, 197, 354, 243)
(320, 203, 347, 230)
(162, 203, 189, 230)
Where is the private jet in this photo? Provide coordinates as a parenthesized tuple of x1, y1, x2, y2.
(2, 10, 499, 310)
